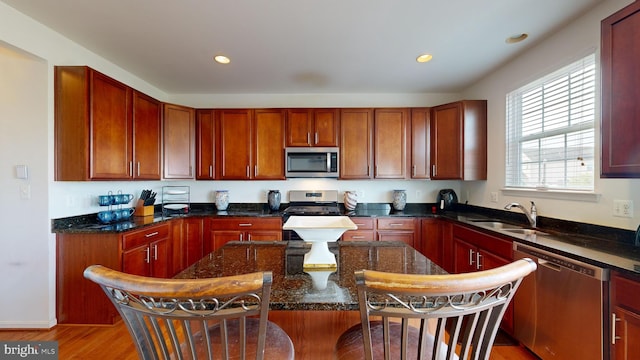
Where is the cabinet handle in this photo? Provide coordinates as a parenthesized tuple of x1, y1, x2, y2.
(307, 133, 310, 144)
(248, 233, 252, 241)
(239, 233, 243, 241)
(412, 165, 416, 177)
(239, 223, 253, 227)
(189, 166, 193, 176)
(352, 236, 364, 239)
(315, 132, 318, 144)
(432, 165, 436, 177)
(144, 247, 150, 264)
(145, 231, 159, 238)
(469, 249, 475, 266)
(254, 165, 257, 177)
(209, 165, 213, 178)
(129, 161, 133, 177)
(389, 223, 404, 226)
(246, 166, 250, 178)
(476, 252, 482, 270)
(153, 244, 158, 261)
(137, 162, 141, 176)
(612, 313, 621, 344)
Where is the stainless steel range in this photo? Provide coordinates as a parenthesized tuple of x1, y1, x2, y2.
(282, 190, 340, 240)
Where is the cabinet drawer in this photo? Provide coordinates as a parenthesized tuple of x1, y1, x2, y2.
(343, 230, 376, 241)
(350, 217, 374, 230)
(377, 217, 415, 230)
(209, 217, 282, 230)
(613, 272, 640, 313)
(452, 224, 512, 260)
(122, 223, 170, 250)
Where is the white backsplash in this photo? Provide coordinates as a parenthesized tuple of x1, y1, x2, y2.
(50, 179, 463, 218)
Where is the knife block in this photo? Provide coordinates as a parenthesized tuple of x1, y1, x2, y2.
(134, 200, 154, 217)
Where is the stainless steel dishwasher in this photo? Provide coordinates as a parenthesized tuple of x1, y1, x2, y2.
(513, 242, 609, 360)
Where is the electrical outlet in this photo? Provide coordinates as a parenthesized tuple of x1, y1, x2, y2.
(613, 200, 634, 218)
(490, 192, 498, 203)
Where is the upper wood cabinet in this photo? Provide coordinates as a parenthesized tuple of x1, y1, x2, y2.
(410, 108, 431, 179)
(55, 66, 162, 181)
(253, 109, 286, 179)
(195, 109, 215, 180)
(286, 108, 339, 147)
(601, 2, 640, 178)
(132, 91, 162, 180)
(430, 100, 487, 180)
(340, 108, 373, 179)
(216, 109, 285, 180)
(374, 108, 409, 179)
(163, 103, 195, 179)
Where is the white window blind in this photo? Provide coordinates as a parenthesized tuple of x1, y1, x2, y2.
(506, 53, 595, 191)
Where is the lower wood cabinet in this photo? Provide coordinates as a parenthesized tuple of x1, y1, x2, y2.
(170, 217, 204, 276)
(121, 223, 171, 278)
(450, 224, 514, 333)
(342, 217, 417, 248)
(420, 217, 441, 266)
(611, 271, 640, 360)
(56, 222, 172, 324)
(342, 217, 375, 241)
(205, 217, 282, 253)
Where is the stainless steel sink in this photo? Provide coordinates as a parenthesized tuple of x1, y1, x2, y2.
(470, 221, 522, 230)
(502, 228, 549, 236)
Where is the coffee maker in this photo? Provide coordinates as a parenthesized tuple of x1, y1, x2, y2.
(436, 189, 458, 211)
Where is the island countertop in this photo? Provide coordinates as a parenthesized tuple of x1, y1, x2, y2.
(174, 240, 447, 311)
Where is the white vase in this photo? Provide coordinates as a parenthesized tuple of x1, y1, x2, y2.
(392, 190, 406, 211)
(215, 190, 229, 211)
(344, 191, 358, 211)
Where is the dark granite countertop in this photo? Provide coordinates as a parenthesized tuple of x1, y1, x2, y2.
(174, 240, 446, 311)
(51, 202, 640, 275)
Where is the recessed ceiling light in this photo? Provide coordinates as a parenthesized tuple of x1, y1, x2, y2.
(416, 54, 433, 63)
(506, 33, 528, 44)
(214, 55, 230, 64)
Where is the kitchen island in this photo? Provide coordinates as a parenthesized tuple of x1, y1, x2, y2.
(175, 240, 447, 358)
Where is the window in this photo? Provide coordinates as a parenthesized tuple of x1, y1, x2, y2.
(506, 53, 595, 191)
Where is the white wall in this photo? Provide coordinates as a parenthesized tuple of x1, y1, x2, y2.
(0, 43, 52, 327)
(462, 0, 640, 231)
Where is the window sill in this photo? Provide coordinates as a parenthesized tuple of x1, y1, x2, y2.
(501, 188, 601, 202)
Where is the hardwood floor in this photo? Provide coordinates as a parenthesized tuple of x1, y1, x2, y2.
(0, 320, 539, 359)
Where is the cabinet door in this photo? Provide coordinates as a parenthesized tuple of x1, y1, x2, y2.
(196, 109, 215, 179)
(253, 109, 285, 179)
(286, 108, 313, 146)
(210, 230, 243, 252)
(340, 108, 373, 179)
(247, 230, 282, 241)
(90, 70, 132, 179)
(150, 238, 170, 278)
(132, 91, 161, 180)
(163, 103, 195, 179)
(313, 108, 340, 146)
(431, 102, 463, 179)
(612, 306, 640, 360)
(218, 109, 252, 179)
(377, 231, 414, 247)
(374, 108, 408, 179)
(411, 108, 431, 179)
(183, 218, 204, 267)
(122, 245, 150, 277)
(453, 238, 476, 273)
(601, 2, 640, 177)
(420, 218, 441, 264)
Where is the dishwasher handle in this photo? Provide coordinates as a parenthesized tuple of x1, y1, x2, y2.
(513, 242, 609, 281)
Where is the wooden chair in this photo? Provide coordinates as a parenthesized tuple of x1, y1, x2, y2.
(84, 265, 294, 360)
(334, 258, 537, 360)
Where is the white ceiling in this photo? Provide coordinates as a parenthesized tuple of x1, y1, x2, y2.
(2, 0, 603, 94)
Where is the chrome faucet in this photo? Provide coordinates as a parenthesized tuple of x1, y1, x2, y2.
(504, 201, 537, 228)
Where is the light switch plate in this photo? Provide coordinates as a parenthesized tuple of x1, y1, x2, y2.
(15, 165, 28, 179)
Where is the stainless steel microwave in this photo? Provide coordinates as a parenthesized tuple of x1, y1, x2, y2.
(285, 147, 339, 178)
